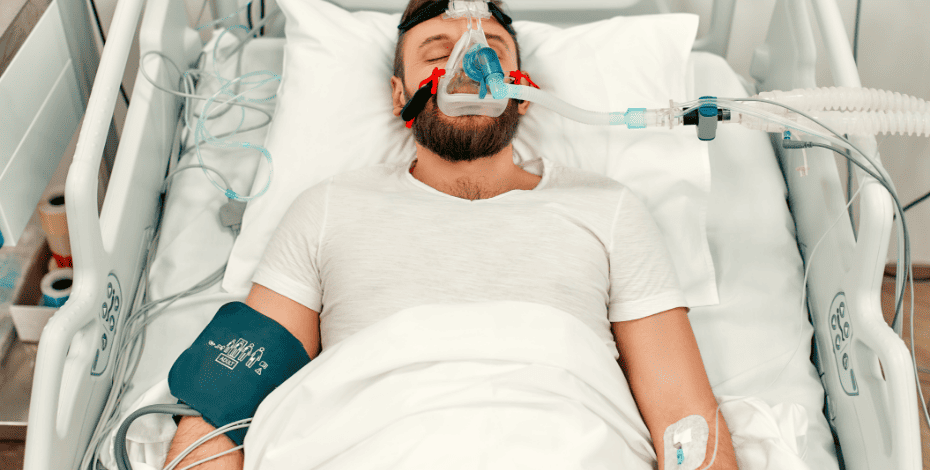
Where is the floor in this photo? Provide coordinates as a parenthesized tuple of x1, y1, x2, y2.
(0, 274, 927, 470)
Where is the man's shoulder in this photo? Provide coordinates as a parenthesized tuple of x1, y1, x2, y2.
(289, 162, 405, 204)
(543, 159, 626, 194)
(329, 161, 405, 186)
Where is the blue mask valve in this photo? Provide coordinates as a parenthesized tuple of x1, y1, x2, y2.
(464, 45, 505, 99)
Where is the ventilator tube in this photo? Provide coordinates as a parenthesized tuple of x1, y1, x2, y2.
(465, 43, 930, 137)
(755, 86, 929, 113)
(731, 107, 930, 137)
(489, 77, 648, 128)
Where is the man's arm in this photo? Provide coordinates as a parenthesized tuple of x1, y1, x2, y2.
(164, 283, 321, 469)
(612, 307, 739, 470)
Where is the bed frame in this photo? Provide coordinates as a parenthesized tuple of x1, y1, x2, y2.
(22, 0, 920, 468)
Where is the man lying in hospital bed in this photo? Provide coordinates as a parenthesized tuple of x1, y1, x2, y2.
(164, 1, 741, 469)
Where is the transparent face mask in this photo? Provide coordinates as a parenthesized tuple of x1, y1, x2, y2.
(435, 1, 510, 118)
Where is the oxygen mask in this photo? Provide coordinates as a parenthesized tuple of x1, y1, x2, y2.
(435, 1, 510, 118)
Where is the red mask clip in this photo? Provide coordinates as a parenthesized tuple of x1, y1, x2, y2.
(509, 70, 540, 89)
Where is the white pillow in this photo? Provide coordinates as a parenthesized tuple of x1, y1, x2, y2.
(223, 0, 720, 308)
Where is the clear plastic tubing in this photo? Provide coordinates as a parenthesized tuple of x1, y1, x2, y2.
(733, 108, 930, 137)
(486, 76, 930, 136)
(755, 86, 929, 113)
(486, 75, 671, 128)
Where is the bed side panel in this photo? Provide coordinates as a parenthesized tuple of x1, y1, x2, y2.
(22, 0, 195, 468)
(755, 0, 920, 469)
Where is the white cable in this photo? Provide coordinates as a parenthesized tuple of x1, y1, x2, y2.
(82, 12, 278, 468)
(699, 173, 866, 470)
(162, 419, 251, 470)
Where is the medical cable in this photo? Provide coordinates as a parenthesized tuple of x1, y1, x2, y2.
(260, 0, 266, 36)
(142, 13, 279, 151)
(903, 190, 930, 213)
(851, 0, 863, 240)
(139, 42, 272, 163)
(80, 235, 227, 470)
(682, 96, 915, 331)
(698, 175, 867, 470)
(193, 16, 281, 202)
(105, 7, 928, 465)
(195, 1, 255, 32)
(193, 70, 279, 201)
(136, 20, 280, 202)
(138, 49, 275, 142)
(137, 52, 274, 181)
(724, 96, 912, 332)
(162, 165, 233, 197)
(81, 250, 227, 469)
(82, 17, 276, 467)
(787, 139, 930, 452)
(162, 419, 251, 470)
(743, 96, 930, 443)
(247, 0, 268, 37)
(676, 98, 910, 326)
(728, 97, 911, 343)
(130, 97, 922, 470)
(112, 403, 249, 470)
(85, 12, 280, 466)
(672, 95, 925, 464)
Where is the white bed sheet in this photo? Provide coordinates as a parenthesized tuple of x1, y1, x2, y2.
(100, 39, 838, 470)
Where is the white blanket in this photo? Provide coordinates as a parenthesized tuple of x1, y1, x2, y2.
(103, 301, 812, 469)
(242, 302, 812, 470)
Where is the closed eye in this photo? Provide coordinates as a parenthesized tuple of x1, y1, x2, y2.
(429, 56, 448, 63)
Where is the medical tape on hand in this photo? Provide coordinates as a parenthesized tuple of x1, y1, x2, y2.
(663, 414, 709, 470)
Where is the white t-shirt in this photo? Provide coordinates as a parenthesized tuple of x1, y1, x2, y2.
(252, 156, 688, 357)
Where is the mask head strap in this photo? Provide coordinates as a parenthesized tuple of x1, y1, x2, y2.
(397, 0, 516, 36)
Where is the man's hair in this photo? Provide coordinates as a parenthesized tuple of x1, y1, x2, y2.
(394, 0, 521, 89)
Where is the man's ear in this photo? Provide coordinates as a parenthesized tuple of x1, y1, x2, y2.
(391, 76, 407, 117)
(517, 97, 531, 116)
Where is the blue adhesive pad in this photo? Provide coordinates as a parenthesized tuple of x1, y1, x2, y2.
(168, 301, 311, 446)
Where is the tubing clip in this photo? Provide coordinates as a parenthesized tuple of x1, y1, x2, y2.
(697, 96, 718, 141)
(682, 96, 730, 141)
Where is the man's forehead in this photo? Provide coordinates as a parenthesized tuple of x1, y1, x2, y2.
(408, 16, 514, 53)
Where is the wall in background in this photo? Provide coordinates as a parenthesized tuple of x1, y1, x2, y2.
(88, 0, 929, 265)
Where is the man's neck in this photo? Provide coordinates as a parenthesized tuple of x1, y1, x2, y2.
(411, 145, 540, 200)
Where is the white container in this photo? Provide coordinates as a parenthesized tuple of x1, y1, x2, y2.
(10, 305, 57, 343)
(5, 231, 63, 343)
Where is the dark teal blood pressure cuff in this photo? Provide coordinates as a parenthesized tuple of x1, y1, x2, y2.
(168, 301, 311, 447)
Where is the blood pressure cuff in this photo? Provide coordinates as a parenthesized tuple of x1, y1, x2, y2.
(167, 301, 311, 447)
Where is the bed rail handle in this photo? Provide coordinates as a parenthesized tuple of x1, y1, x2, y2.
(24, 0, 147, 469)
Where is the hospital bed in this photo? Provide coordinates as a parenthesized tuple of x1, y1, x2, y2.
(22, 0, 923, 468)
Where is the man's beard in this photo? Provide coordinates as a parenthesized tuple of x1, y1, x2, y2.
(408, 86, 521, 164)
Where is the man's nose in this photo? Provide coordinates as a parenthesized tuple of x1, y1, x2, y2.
(449, 73, 481, 95)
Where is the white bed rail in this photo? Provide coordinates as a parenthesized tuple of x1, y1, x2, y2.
(757, 0, 921, 468)
(22, 0, 200, 467)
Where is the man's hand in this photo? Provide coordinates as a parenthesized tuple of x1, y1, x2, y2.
(165, 416, 243, 469)
(612, 307, 740, 469)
